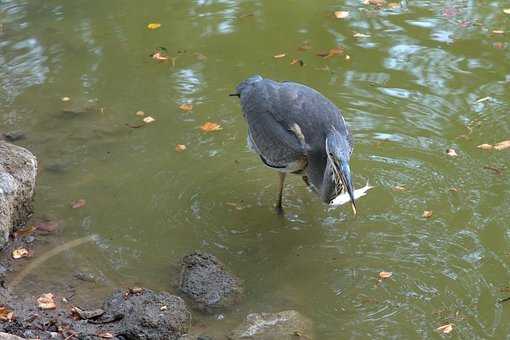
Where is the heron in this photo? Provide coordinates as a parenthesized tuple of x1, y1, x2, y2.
(230, 75, 356, 214)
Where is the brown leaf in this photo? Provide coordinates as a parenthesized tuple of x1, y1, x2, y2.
(494, 140, 510, 151)
(446, 148, 458, 157)
(333, 11, 349, 19)
(379, 271, 392, 279)
(35, 220, 59, 233)
(449, 187, 460, 192)
(178, 103, 193, 112)
(151, 51, 169, 61)
(484, 165, 503, 176)
(436, 323, 454, 334)
(317, 47, 344, 59)
(200, 122, 222, 132)
(175, 144, 187, 152)
(477, 143, 493, 150)
(387, 2, 400, 9)
(297, 41, 311, 51)
(422, 210, 433, 218)
(135, 111, 145, 117)
(290, 58, 304, 66)
(12, 248, 30, 259)
(273, 53, 286, 59)
(494, 42, 505, 49)
(14, 225, 36, 238)
(0, 307, 14, 321)
(364, 0, 385, 7)
(71, 199, 86, 209)
(37, 293, 57, 310)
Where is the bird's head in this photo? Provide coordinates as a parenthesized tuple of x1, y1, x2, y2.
(325, 129, 356, 214)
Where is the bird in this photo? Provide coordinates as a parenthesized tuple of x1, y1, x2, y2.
(230, 75, 356, 214)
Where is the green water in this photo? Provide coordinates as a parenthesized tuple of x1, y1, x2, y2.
(2, 0, 510, 338)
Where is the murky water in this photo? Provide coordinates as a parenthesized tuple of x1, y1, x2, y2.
(2, 0, 510, 338)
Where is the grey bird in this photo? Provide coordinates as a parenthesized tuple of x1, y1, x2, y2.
(231, 75, 356, 214)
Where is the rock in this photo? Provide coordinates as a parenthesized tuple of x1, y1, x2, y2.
(102, 288, 190, 340)
(179, 252, 243, 312)
(0, 332, 25, 340)
(1, 131, 26, 142)
(0, 142, 37, 249)
(229, 310, 313, 340)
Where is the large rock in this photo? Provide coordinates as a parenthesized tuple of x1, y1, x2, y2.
(0, 142, 37, 249)
(179, 252, 243, 312)
(0, 332, 25, 340)
(102, 288, 190, 340)
(229, 310, 313, 340)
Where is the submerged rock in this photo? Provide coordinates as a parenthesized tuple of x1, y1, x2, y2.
(0, 332, 25, 340)
(102, 288, 190, 340)
(0, 142, 37, 249)
(179, 252, 243, 312)
(229, 310, 313, 340)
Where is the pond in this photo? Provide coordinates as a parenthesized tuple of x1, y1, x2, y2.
(1, 0, 510, 338)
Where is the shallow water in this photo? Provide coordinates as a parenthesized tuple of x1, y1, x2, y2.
(1, 0, 510, 338)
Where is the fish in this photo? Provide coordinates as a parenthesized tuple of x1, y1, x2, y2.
(329, 181, 374, 207)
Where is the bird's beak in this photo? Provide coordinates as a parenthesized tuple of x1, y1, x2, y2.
(335, 159, 357, 215)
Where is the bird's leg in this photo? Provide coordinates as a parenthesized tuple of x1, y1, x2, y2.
(275, 172, 286, 215)
(302, 175, 310, 188)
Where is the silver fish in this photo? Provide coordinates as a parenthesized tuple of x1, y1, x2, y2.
(329, 181, 374, 207)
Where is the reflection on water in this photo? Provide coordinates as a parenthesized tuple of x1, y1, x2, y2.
(1, 0, 510, 338)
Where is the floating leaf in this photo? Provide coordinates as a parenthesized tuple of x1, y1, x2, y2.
(393, 186, 406, 192)
(364, 0, 385, 7)
(504, 9, 510, 14)
(37, 293, 56, 310)
(477, 143, 493, 150)
(446, 148, 458, 157)
(333, 11, 349, 19)
(200, 122, 222, 132)
(160, 305, 168, 311)
(61, 97, 71, 102)
(175, 144, 187, 152)
(179, 103, 193, 112)
(449, 187, 459, 192)
(290, 58, 304, 66)
(387, 2, 400, 9)
(484, 165, 503, 176)
(273, 53, 286, 59)
(422, 210, 433, 218)
(297, 41, 312, 51)
(494, 140, 510, 151)
(0, 307, 14, 321)
(436, 324, 454, 334)
(12, 248, 30, 259)
(379, 271, 392, 279)
(317, 47, 344, 59)
(147, 23, 161, 30)
(135, 111, 145, 117)
(151, 51, 169, 61)
(474, 96, 491, 103)
(71, 199, 86, 209)
(492, 30, 505, 34)
(194, 52, 207, 61)
(353, 32, 371, 38)
(143, 116, 155, 124)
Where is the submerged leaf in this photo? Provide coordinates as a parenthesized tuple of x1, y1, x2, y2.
(175, 144, 187, 152)
(200, 122, 222, 132)
(71, 199, 86, 209)
(446, 148, 458, 157)
(290, 58, 304, 66)
(37, 293, 57, 310)
(333, 11, 349, 19)
(387, 2, 400, 9)
(422, 210, 433, 218)
(12, 248, 30, 259)
(317, 47, 344, 59)
(179, 103, 193, 112)
(494, 140, 510, 151)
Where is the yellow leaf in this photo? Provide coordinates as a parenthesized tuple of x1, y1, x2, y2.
(37, 293, 56, 310)
(147, 23, 161, 30)
(334, 11, 349, 19)
(200, 122, 222, 132)
(393, 185, 406, 192)
(379, 271, 392, 279)
(477, 143, 493, 150)
(494, 140, 510, 151)
(135, 111, 145, 117)
(273, 53, 286, 59)
(61, 97, 71, 102)
(437, 324, 454, 334)
(504, 9, 510, 14)
(492, 30, 505, 34)
(175, 144, 187, 152)
(387, 2, 400, 9)
(422, 210, 433, 218)
(12, 248, 30, 259)
(179, 103, 193, 112)
(143, 116, 155, 124)
(353, 32, 371, 38)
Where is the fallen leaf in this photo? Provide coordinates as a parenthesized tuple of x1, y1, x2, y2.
(175, 144, 187, 152)
(297, 41, 312, 51)
(437, 324, 454, 334)
(200, 122, 222, 132)
(393, 185, 406, 192)
(494, 140, 510, 151)
(135, 111, 145, 117)
(387, 2, 400, 9)
(160, 305, 168, 311)
(364, 0, 385, 7)
(484, 165, 503, 176)
(449, 187, 459, 192)
(477, 143, 493, 150)
(290, 58, 304, 66)
(353, 32, 371, 38)
(0, 307, 14, 321)
(143, 116, 155, 124)
(193, 52, 207, 61)
(14, 225, 36, 238)
(474, 96, 491, 103)
(317, 46, 344, 59)
(273, 53, 286, 59)
(446, 148, 458, 157)
(151, 51, 169, 61)
(97, 332, 114, 339)
(334, 11, 349, 19)
(504, 9, 510, 14)
(12, 248, 30, 259)
(379, 271, 392, 279)
(71, 199, 86, 209)
(37, 293, 56, 310)
(178, 103, 193, 112)
(147, 23, 161, 30)
(492, 30, 505, 34)
(61, 97, 71, 102)
(423, 210, 433, 218)
(494, 42, 505, 49)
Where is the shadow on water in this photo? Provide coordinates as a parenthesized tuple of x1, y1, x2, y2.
(1, 0, 510, 338)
